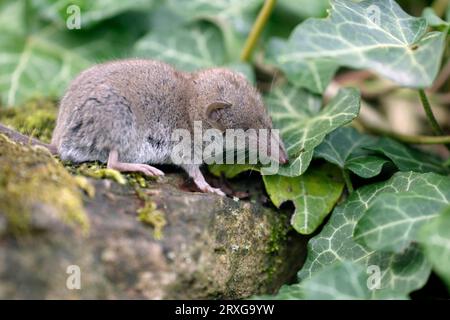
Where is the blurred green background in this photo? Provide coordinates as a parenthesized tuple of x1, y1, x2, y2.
(0, 0, 441, 106)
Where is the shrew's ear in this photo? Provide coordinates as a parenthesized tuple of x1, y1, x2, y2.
(205, 101, 232, 131)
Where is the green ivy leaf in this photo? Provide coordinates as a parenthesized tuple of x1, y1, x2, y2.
(264, 163, 344, 234)
(278, 0, 330, 19)
(301, 261, 371, 299)
(314, 127, 390, 178)
(167, 0, 262, 60)
(254, 283, 305, 300)
(271, 0, 448, 93)
(0, 1, 136, 106)
(354, 173, 450, 252)
(226, 63, 256, 84)
(146, 3, 188, 34)
(266, 38, 339, 94)
(133, 23, 255, 82)
(423, 6, 450, 34)
(298, 261, 408, 300)
(167, 0, 261, 24)
(423, 7, 449, 28)
(420, 206, 450, 289)
(298, 172, 434, 295)
(208, 164, 258, 179)
(33, 0, 155, 28)
(209, 163, 344, 235)
(134, 23, 226, 71)
(266, 84, 361, 177)
(365, 137, 448, 174)
(256, 261, 408, 300)
(346, 156, 391, 178)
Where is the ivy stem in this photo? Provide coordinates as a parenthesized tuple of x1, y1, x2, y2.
(358, 121, 450, 144)
(342, 169, 354, 194)
(418, 89, 445, 136)
(379, 131, 450, 144)
(240, 0, 277, 62)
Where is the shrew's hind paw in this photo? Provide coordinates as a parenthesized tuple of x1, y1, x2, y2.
(131, 163, 165, 177)
(107, 150, 164, 177)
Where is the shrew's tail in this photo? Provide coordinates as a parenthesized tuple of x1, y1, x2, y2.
(0, 123, 57, 155)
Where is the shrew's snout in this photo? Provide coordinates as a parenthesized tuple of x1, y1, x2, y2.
(268, 130, 288, 165)
(278, 147, 288, 165)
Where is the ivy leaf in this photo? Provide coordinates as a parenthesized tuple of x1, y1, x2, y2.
(226, 62, 256, 84)
(133, 23, 255, 82)
(33, 0, 155, 28)
(266, 38, 339, 94)
(423, 7, 450, 33)
(266, 84, 360, 177)
(346, 156, 392, 179)
(260, 283, 304, 300)
(420, 206, 450, 289)
(298, 261, 408, 300)
(258, 261, 407, 300)
(314, 127, 390, 178)
(209, 163, 344, 234)
(423, 7, 449, 28)
(315, 128, 449, 177)
(354, 173, 450, 252)
(365, 137, 448, 174)
(208, 164, 257, 179)
(264, 163, 344, 234)
(0, 1, 136, 106)
(298, 172, 434, 295)
(167, 0, 262, 60)
(167, 0, 261, 25)
(134, 24, 226, 71)
(278, 0, 330, 19)
(271, 0, 448, 93)
(301, 261, 370, 299)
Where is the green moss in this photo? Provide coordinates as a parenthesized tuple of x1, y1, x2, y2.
(63, 158, 165, 239)
(0, 99, 57, 143)
(127, 173, 149, 188)
(266, 215, 288, 254)
(131, 175, 166, 240)
(73, 176, 96, 198)
(75, 163, 127, 185)
(68, 162, 156, 188)
(264, 213, 289, 279)
(137, 201, 166, 240)
(0, 99, 165, 240)
(0, 134, 90, 236)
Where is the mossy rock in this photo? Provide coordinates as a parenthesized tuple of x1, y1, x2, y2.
(0, 134, 89, 236)
(0, 100, 57, 143)
(0, 130, 307, 299)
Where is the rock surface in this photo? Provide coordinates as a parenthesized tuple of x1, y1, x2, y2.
(0, 134, 307, 299)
